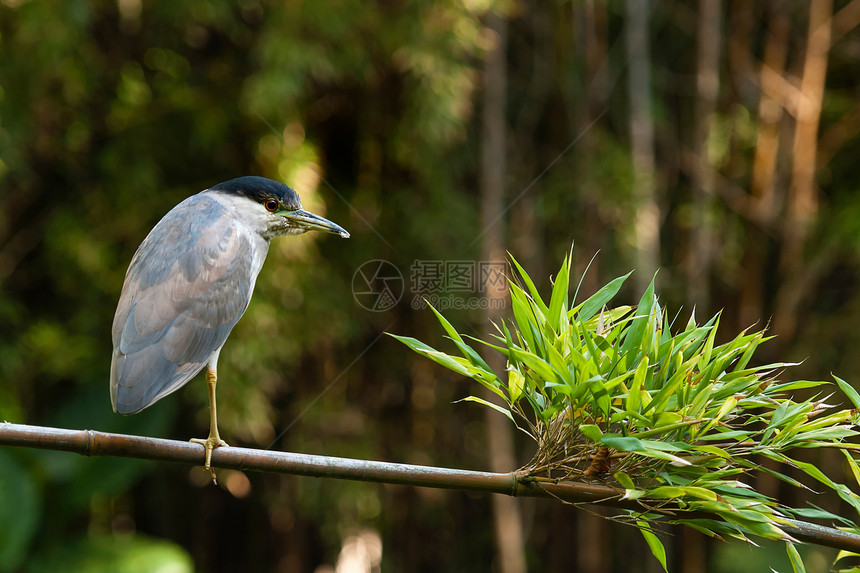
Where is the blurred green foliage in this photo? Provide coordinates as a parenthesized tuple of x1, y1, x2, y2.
(1, 0, 860, 571)
(26, 535, 193, 573)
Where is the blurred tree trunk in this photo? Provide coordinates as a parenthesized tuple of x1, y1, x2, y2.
(679, 2, 724, 568)
(818, 0, 860, 165)
(626, 0, 659, 292)
(573, 3, 611, 570)
(479, 9, 527, 573)
(774, 0, 833, 338)
(688, 0, 722, 312)
(740, 5, 790, 329)
(511, 5, 554, 284)
(727, 0, 755, 103)
(572, 0, 610, 300)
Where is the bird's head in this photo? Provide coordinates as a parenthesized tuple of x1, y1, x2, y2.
(208, 176, 350, 240)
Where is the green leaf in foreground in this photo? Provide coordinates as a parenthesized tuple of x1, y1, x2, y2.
(637, 520, 668, 572)
(390, 252, 860, 572)
(835, 374, 860, 409)
(786, 542, 806, 573)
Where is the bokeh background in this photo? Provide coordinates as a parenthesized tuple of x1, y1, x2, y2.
(2, 0, 860, 571)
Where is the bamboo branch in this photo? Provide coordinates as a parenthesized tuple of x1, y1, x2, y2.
(2, 422, 859, 553)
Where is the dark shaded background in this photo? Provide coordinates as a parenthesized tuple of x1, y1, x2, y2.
(2, 0, 860, 571)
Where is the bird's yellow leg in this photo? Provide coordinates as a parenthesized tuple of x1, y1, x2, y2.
(190, 362, 228, 483)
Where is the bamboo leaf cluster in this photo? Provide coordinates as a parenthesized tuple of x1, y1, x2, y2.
(391, 254, 860, 571)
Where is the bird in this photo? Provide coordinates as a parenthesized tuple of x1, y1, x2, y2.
(110, 176, 349, 480)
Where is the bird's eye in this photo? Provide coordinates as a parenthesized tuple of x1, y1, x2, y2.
(264, 199, 279, 212)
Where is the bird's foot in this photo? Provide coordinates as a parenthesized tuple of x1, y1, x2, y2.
(190, 435, 229, 484)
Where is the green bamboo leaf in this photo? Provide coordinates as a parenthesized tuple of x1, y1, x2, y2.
(834, 374, 860, 409)
(648, 486, 717, 501)
(627, 356, 649, 413)
(462, 334, 513, 360)
(543, 340, 573, 386)
(679, 320, 718, 362)
(695, 396, 738, 438)
(651, 411, 683, 429)
(663, 326, 711, 359)
(770, 400, 817, 446)
(696, 314, 720, 370)
(675, 517, 738, 540)
(588, 378, 612, 419)
(761, 401, 790, 445)
(599, 435, 645, 451)
(574, 271, 633, 322)
(697, 429, 752, 441)
(508, 255, 549, 316)
(459, 396, 514, 423)
(737, 456, 808, 489)
(842, 449, 860, 490)
(712, 506, 777, 526)
(788, 410, 853, 432)
(579, 327, 603, 372)
(508, 348, 560, 385)
(736, 332, 765, 370)
(544, 381, 574, 398)
(710, 481, 765, 496)
(833, 550, 860, 572)
(692, 445, 731, 459)
(508, 367, 525, 403)
(599, 436, 691, 466)
(647, 486, 686, 499)
(631, 418, 695, 440)
(582, 305, 635, 331)
(789, 427, 858, 444)
(621, 276, 657, 358)
(426, 303, 465, 344)
(636, 521, 668, 572)
(579, 424, 602, 442)
(388, 333, 439, 355)
(425, 304, 494, 373)
(686, 309, 698, 330)
(420, 351, 484, 382)
(773, 453, 860, 515)
(655, 337, 674, 386)
(501, 320, 517, 365)
(786, 506, 855, 526)
(614, 472, 636, 489)
(510, 285, 539, 352)
(547, 255, 570, 329)
(786, 543, 806, 573)
(681, 487, 719, 501)
(523, 392, 549, 421)
(391, 334, 507, 399)
(660, 306, 674, 345)
(642, 369, 685, 415)
(718, 517, 785, 541)
(639, 439, 690, 452)
(623, 489, 648, 501)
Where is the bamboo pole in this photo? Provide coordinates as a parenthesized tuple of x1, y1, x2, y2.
(2, 422, 859, 552)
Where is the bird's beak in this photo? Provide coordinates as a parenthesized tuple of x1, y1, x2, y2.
(282, 209, 350, 238)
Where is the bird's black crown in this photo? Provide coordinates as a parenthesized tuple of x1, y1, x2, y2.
(209, 176, 302, 211)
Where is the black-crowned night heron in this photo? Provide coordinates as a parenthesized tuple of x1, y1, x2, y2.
(110, 176, 349, 479)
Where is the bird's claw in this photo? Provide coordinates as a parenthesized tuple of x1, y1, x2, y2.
(190, 435, 229, 484)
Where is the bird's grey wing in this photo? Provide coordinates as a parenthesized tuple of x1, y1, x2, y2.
(110, 195, 260, 414)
